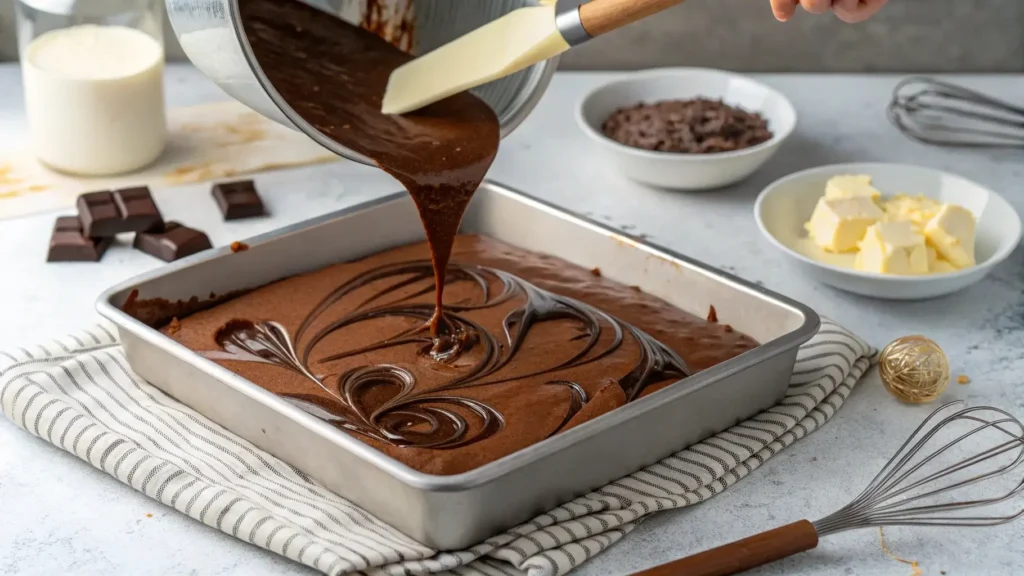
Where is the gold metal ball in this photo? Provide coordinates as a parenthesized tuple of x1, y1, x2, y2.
(878, 335, 950, 404)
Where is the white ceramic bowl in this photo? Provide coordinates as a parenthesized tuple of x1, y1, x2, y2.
(576, 68, 797, 190)
(755, 163, 1022, 300)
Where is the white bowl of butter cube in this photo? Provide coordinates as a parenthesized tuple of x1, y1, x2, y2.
(755, 163, 1022, 300)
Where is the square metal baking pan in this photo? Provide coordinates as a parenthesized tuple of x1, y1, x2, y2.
(97, 180, 819, 550)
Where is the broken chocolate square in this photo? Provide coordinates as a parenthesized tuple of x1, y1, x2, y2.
(212, 180, 265, 220)
(113, 186, 164, 233)
(47, 216, 113, 262)
(77, 188, 165, 237)
(77, 191, 122, 237)
(133, 222, 213, 262)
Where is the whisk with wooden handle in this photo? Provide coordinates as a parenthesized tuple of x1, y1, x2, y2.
(887, 77, 1024, 148)
(633, 402, 1024, 576)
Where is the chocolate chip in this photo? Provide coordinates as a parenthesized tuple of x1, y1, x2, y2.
(601, 99, 773, 154)
(133, 222, 212, 262)
(212, 180, 265, 220)
(47, 216, 113, 262)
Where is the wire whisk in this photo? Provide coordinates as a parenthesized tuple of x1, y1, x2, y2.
(888, 77, 1024, 148)
(635, 402, 1024, 576)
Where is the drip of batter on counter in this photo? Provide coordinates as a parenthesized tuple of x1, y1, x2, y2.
(240, 0, 500, 357)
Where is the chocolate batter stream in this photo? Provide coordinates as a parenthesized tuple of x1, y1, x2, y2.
(175, 0, 762, 474)
(240, 0, 499, 351)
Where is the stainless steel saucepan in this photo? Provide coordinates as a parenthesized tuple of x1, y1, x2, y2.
(166, 0, 561, 165)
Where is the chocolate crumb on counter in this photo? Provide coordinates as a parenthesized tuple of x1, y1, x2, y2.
(602, 98, 772, 154)
(707, 305, 719, 323)
(230, 241, 250, 253)
(590, 267, 601, 277)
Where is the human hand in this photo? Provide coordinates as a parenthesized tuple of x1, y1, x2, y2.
(770, 0, 888, 24)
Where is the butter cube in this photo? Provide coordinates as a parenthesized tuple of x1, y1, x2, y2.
(805, 196, 884, 252)
(825, 175, 882, 202)
(855, 221, 929, 275)
(924, 204, 976, 269)
(882, 194, 942, 231)
(927, 246, 958, 274)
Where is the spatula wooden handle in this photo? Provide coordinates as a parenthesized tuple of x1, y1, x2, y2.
(629, 520, 820, 576)
(578, 0, 689, 37)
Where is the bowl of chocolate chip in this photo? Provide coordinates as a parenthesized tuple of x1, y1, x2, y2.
(577, 68, 796, 190)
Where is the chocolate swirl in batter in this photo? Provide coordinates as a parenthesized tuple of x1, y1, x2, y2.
(240, 0, 500, 358)
(204, 261, 689, 449)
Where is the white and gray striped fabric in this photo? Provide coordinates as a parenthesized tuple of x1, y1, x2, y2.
(1, 319, 874, 576)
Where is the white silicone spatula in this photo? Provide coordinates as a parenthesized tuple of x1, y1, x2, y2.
(381, 0, 689, 115)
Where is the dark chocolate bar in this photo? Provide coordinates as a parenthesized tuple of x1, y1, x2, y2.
(133, 222, 213, 262)
(113, 186, 164, 233)
(77, 191, 122, 237)
(212, 180, 265, 220)
(47, 216, 113, 262)
(77, 187, 164, 237)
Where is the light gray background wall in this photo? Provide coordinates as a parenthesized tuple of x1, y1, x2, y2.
(1, 0, 1022, 72)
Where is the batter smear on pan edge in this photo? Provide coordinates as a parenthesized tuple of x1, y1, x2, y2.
(167, 0, 758, 474)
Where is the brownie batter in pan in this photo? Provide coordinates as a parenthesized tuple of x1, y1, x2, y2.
(166, 235, 757, 475)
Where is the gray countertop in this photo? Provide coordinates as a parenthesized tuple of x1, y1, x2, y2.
(1, 63, 1023, 576)
(6, 0, 1024, 73)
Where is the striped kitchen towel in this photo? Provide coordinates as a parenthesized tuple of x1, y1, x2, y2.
(1, 319, 874, 576)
